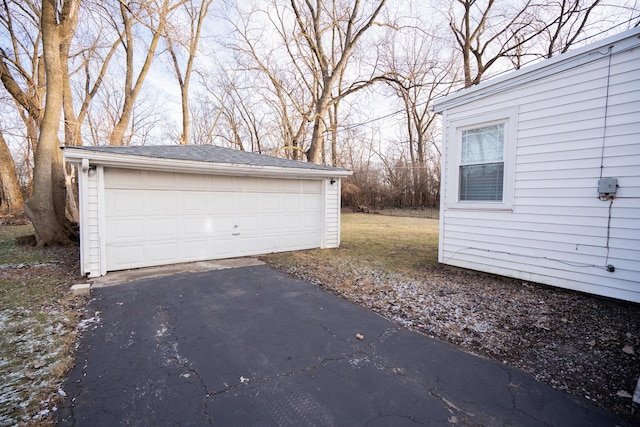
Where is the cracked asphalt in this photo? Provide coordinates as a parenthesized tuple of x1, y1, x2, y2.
(57, 265, 630, 426)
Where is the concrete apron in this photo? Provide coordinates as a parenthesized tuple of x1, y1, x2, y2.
(90, 257, 265, 287)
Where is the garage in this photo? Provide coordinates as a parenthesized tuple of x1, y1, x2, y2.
(64, 145, 351, 277)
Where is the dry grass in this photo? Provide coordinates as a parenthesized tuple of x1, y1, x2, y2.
(0, 224, 85, 426)
(266, 213, 439, 278)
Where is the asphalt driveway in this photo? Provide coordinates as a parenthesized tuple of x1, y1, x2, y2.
(57, 265, 629, 426)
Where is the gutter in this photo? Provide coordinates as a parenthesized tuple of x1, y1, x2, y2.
(63, 147, 352, 179)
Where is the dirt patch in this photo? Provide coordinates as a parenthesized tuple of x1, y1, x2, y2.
(264, 248, 640, 424)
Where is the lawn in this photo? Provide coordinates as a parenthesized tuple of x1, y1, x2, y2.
(0, 224, 84, 426)
(265, 213, 439, 279)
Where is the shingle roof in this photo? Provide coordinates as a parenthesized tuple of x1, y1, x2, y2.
(69, 145, 347, 172)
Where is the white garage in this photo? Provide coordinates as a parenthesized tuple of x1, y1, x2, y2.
(64, 145, 351, 277)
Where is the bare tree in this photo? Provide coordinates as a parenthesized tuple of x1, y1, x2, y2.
(63, 1, 121, 147)
(221, 1, 315, 159)
(23, 0, 81, 245)
(379, 15, 455, 207)
(108, 0, 187, 145)
(1, 0, 112, 223)
(448, 0, 540, 87)
(163, 0, 212, 145)
(290, 0, 389, 164)
(446, 0, 635, 86)
(0, 0, 44, 192)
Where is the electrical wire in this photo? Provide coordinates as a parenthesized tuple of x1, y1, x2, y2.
(604, 198, 614, 266)
(599, 45, 613, 179)
(311, 18, 640, 145)
(444, 246, 611, 271)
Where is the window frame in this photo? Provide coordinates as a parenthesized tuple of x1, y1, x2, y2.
(447, 109, 517, 211)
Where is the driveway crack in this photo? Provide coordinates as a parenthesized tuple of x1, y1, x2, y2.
(154, 303, 213, 425)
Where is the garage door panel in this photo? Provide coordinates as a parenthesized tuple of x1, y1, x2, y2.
(238, 195, 259, 211)
(107, 190, 144, 215)
(262, 215, 280, 231)
(236, 236, 259, 253)
(184, 217, 214, 235)
(260, 235, 280, 251)
(281, 214, 301, 228)
(303, 213, 323, 228)
(107, 244, 145, 269)
(237, 215, 259, 233)
(105, 171, 325, 272)
(211, 237, 235, 256)
(303, 194, 323, 210)
(281, 195, 301, 210)
(148, 241, 180, 262)
(148, 192, 180, 214)
(261, 194, 281, 211)
(281, 233, 302, 248)
(147, 218, 178, 239)
(107, 218, 145, 240)
(183, 240, 208, 259)
(211, 217, 235, 233)
(183, 193, 207, 211)
(210, 194, 235, 212)
(301, 231, 320, 247)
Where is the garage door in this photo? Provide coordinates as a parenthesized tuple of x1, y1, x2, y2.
(104, 169, 324, 271)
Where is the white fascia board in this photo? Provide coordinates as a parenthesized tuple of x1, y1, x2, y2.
(63, 148, 352, 179)
(432, 26, 640, 113)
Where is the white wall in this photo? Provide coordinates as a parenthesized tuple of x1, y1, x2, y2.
(323, 178, 341, 248)
(438, 31, 640, 302)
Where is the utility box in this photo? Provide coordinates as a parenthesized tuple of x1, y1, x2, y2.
(598, 177, 618, 198)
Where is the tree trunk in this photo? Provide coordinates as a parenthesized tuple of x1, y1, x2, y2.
(0, 132, 25, 216)
(306, 115, 325, 164)
(24, 0, 76, 246)
(306, 96, 330, 164)
(180, 82, 190, 145)
(109, 0, 166, 146)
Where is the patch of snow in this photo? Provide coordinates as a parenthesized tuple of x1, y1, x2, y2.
(156, 324, 168, 338)
(78, 311, 101, 330)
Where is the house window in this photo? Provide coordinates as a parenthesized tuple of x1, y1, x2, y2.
(447, 109, 515, 211)
(459, 123, 505, 201)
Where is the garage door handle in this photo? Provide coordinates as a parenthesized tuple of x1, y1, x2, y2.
(232, 232, 240, 236)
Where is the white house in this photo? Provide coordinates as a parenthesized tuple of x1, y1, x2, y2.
(433, 27, 640, 303)
(64, 145, 351, 278)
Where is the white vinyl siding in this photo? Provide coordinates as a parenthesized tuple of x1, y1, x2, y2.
(437, 29, 640, 302)
(87, 172, 100, 274)
(323, 178, 341, 248)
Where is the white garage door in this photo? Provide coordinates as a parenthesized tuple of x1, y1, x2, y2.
(104, 169, 324, 271)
